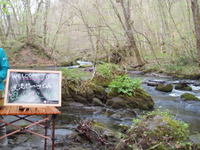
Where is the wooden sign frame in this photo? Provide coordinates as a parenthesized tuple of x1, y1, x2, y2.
(4, 69, 62, 107)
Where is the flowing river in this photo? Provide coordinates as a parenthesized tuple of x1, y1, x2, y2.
(135, 74, 200, 133)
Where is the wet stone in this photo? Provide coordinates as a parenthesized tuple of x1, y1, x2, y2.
(110, 109, 136, 120)
(92, 97, 104, 106)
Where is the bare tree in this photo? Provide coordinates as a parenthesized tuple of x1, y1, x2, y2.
(191, 0, 200, 64)
(110, 0, 144, 66)
(43, 0, 50, 46)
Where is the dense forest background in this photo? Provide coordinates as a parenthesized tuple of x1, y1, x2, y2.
(0, 0, 200, 74)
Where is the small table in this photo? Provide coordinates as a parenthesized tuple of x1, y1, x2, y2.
(0, 106, 61, 150)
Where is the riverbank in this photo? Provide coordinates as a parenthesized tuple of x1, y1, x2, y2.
(135, 57, 200, 80)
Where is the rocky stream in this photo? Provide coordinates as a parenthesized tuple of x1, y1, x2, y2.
(2, 70, 200, 150)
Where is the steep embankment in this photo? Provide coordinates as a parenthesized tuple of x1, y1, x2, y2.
(8, 43, 55, 67)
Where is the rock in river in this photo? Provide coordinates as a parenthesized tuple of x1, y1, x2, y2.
(92, 97, 104, 106)
(175, 83, 192, 91)
(180, 93, 200, 101)
(155, 83, 173, 92)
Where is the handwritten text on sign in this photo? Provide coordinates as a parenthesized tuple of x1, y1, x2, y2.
(5, 70, 62, 106)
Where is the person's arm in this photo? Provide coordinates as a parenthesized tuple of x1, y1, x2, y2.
(0, 48, 9, 81)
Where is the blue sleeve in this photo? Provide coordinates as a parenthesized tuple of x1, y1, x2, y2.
(0, 48, 9, 81)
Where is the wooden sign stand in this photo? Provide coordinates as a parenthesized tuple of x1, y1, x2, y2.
(4, 69, 62, 107)
(0, 69, 62, 149)
(0, 106, 61, 150)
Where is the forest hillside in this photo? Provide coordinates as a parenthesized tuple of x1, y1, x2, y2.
(0, 0, 199, 76)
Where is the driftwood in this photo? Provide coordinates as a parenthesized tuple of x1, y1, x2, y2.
(75, 120, 114, 147)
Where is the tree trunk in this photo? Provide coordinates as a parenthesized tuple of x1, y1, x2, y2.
(110, 0, 144, 66)
(191, 0, 200, 64)
(0, 27, 5, 45)
(120, 0, 144, 66)
(43, 0, 50, 47)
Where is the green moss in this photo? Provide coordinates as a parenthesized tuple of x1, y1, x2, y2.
(181, 93, 200, 101)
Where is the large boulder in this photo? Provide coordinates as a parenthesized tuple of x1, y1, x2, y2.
(62, 78, 107, 105)
(156, 84, 173, 92)
(62, 73, 154, 110)
(106, 89, 154, 110)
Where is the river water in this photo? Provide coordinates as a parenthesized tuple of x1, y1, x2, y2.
(56, 72, 200, 135)
(139, 75, 200, 133)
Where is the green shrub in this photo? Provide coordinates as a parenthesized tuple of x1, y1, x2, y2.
(96, 63, 120, 78)
(92, 63, 122, 87)
(108, 75, 141, 96)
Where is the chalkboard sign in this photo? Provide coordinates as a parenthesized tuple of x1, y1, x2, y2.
(4, 69, 62, 107)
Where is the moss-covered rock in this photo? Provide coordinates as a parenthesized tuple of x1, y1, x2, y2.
(115, 111, 196, 150)
(62, 67, 154, 110)
(175, 83, 192, 91)
(156, 84, 173, 92)
(181, 93, 200, 101)
(106, 89, 154, 110)
(62, 77, 107, 105)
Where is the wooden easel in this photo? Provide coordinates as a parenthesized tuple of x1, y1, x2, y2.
(0, 106, 60, 150)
